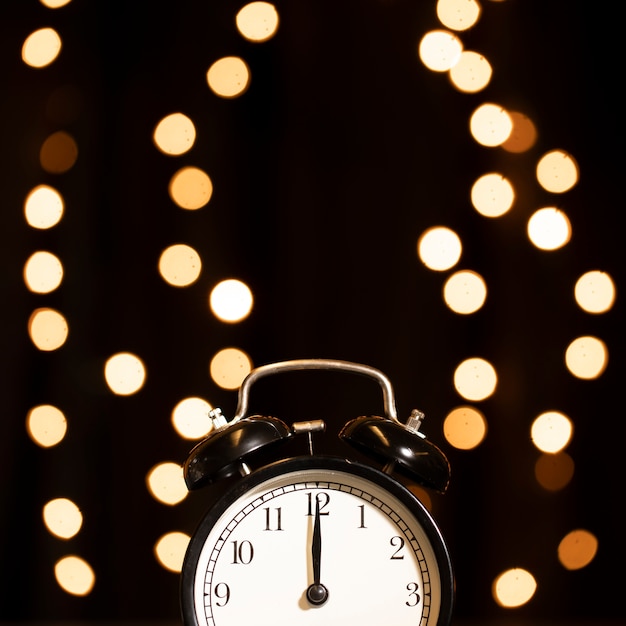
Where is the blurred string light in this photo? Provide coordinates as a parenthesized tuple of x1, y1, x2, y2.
(416, 0, 605, 610)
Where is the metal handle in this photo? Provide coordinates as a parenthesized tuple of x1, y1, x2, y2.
(230, 359, 400, 423)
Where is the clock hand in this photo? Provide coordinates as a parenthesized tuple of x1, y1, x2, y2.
(306, 497, 329, 606)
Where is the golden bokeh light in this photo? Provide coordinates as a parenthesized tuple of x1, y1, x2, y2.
(536, 149, 579, 193)
(40, 131, 78, 174)
(417, 226, 462, 271)
(40, 0, 73, 7)
(453, 357, 497, 401)
(443, 406, 487, 450)
(530, 411, 573, 453)
(54, 555, 95, 596)
(436, 0, 482, 31)
(558, 529, 598, 571)
(469, 103, 513, 147)
(43, 498, 83, 539)
(501, 111, 538, 153)
(206, 56, 251, 98)
(171, 397, 214, 440)
(158, 243, 202, 287)
(574, 270, 616, 314)
(493, 568, 537, 608)
(565, 335, 608, 380)
(236, 2, 280, 42)
(23, 250, 64, 294)
(24, 184, 64, 229)
(104, 352, 147, 395)
(527, 207, 571, 251)
(22, 27, 62, 68)
(26, 404, 67, 448)
(210, 348, 253, 390)
(28, 307, 69, 351)
(471, 172, 515, 218)
(418, 30, 463, 72)
(146, 462, 188, 505)
(153, 113, 196, 156)
(443, 270, 487, 314)
(169, 166, 213, 210)
(209, 279, 254, 323)
(449, 50, 492, 93)
(534, 451, 575, 491)
(154, 532, 190, 573)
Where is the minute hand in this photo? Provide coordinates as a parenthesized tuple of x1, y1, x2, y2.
(306, 498, 329, 606)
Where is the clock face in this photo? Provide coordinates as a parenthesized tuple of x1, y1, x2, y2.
(181, 457, 453, 626)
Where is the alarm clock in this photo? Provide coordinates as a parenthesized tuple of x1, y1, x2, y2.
(180, 359, 454, 626)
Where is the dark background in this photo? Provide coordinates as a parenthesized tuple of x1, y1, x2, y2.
(1, 0, 623, 624)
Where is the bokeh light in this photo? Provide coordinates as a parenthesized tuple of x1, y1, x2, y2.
(449, 50, 492, 93)
(206, 56, 250, 98)
(154, 532, 190, 573)
(565, 335, 608, 380)
(43, 498, 83, 539)
(443, 270, 487, 314)
(501, 111, 538, 153)
(574, 270, 615, 314)
(209, 279, 254, 323)
(236, 2, 280, 42)
(470, 103, 512, 147)
(23, 250, 64, 293)
(493, 568, 537, 608)
(210, 348, 253, 390)
(558, 529, 598, 570)
(54, 555, 95, 596)
(453, 357, 497, 401)
(436, 0, 482, 31)
(104, 352, 147, 395)
(418, 30, 463, 72)
(527, 208, 571, 250)
(24, 185, 64, 229)
(471, 173, 515, 217)
(146, 462, 188, 505)
(536, 150, 579, 193)
(158, 244, 202, 287)
(40, 0, 73, 7)
(443, 406, 487, 450)
(171, 397, 213, 440)
(26, 404, 67, 447)
(28, 308, 69, 351)
(169, 166, 213, 210)
(39, 131, 78, 174)
(530, 411, 573, 453)
(417, 226, 462, 271)
(153, 113, 196, 156)
(22, 27, 62, 68)
(534, 451, 575, 491)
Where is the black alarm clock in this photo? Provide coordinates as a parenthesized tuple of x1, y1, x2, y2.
(180, 359, 454, 626)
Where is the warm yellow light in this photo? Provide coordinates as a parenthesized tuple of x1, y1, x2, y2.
(207, 56, 250, 98)
(23, 251, 64, 293)
(443, 406, 487, 450)
(453, 357, 497, 401)
(530, 411, 573, 453)
(471, 173, 515, 217)
(22, 27, 62, 68)
(536, 150, 579, 193)
(443, 270, 487, 314)
(104, 352, 147, 395)
(470, 103, 512, 147)
(169, 166, 213, 210)
(28, 308, 69, 351)
(54, 555, 95, 596)
(40, 131, 78, 174)
(417, 226, 462, 271)
(210, 348, 253, 390)
(210, 279, 254, 323)
(171, 397, 214, 440)
(501, 111, 537, 153)
(24, 185, 64, 229)
(449, 50, 492, 92)
(574, 270, 615, 314)
(565, 335, 608, 380)
(535, 451, 574, 491)
(153, 113, 196, 156)
(527, 207, 571, 250)
(558, 529, 598, 570)
(493, 568, 537, 608)
(146, 462, 188, 505)
(154, 532, 190, 573)
(158, 244, 202, 287)
(40, 0, 73, 7)
(26, 404, 67, 447)
(43, 498, 83, 539)
(236, 2, 280, 42)
(437, 0, 482, 31)
(418, 30, 463, 72)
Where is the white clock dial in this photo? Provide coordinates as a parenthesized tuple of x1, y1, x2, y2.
(183, 458, 452, 626)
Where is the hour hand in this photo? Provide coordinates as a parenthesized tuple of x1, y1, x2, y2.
(306, 497, 329, 606)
